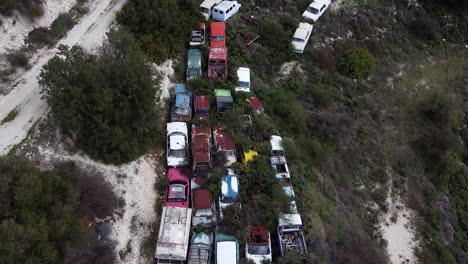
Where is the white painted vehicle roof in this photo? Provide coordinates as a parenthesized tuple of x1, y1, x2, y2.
(217, 241, 237, 264)
(167, 122, 188, 135)
(170, 135, 186, 150)
(279, 201, 302, 226)
(215, 0, 240, 11)
(294, 23, 313, 39)
(200, 0, 222, 9)
(237, 67, 250, 82)
(270, 135, 284, 152)
(155, 206, 192, 260)
(309, 0, 329, 9)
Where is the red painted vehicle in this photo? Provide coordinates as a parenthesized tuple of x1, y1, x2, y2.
(247, 97, 265, 115)
(210, 22, 226, 47)
(213, 126, 237, 166)
(165, 168, 190, 208)
(208, 47, 227, 81)
(192, 126, 212, 176)
(194, 96, 210, 120)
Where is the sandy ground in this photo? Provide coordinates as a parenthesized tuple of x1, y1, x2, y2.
(0, 0, 126, 155)
(0, 0, 77, 55)
(380, 185, 420, 264)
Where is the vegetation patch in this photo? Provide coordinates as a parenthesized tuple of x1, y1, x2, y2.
(1, 107, 19, 124)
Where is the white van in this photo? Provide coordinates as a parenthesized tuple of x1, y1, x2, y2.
(302, 0, 332, 22)
(234, 67, 251, 92)
(200, 0, 223, 20)
(212, 1, 241, 22)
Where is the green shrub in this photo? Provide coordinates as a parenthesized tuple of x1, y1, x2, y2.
(337, 48, 375, 79)
(25, 4, 43, 18)
(50, 13, 76, 39)
(6, 51, 29, 68)
(1, 108, 19, 124)
(0, 0, 16, 15)
(26, 27, 55, 47)
(39, 29, 161, 164)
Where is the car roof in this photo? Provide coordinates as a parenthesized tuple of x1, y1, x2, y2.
(293, 28, 309, 40)
(217, 241, 237, 264)
(249, 226, 269, 246)
(209, 47, 227, 59)
(193, 127, 210, 162)
(215, 1, 239, 10)
(170, 135, 186, 150)
(247, 97, 264, 111)
(237, 67, 250, 81)
(214, 89, 231, 97)
(221, 175, 239, 197)
(174, 83, 189, 95)
(270, 135, 284, 152)
(175, 93, 191, 108)
(195, 96, 210, 108)
(214, 129, 235, 151)
(193, 189, 212, 209)
(309, 0, 329, 8)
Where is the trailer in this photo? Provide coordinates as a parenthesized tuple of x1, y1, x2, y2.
(277, 202, 308, 258)
(155, 206, 192, 263)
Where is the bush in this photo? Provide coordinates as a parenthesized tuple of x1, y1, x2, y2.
(25, 4, 43, 18)
(117, 0, 202, 62)
(40, 29, 161, 164)
(408, 16, 441, 40)
(50, 13, 76, 39)
(26, 27, 55, 47)
(7, 51, 29, 68)
(337, 48, 375, 79)
(0, 156, 83, 263)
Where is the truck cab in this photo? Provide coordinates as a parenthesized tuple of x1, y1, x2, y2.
(208, 47, 227, 81)
(171, 84, 193, 122)
(186, 49, 203, 80)
(246, 226, 272, 264)
(192, 126, 212, 176)
(155, 206, 192, 263)
(194, 95, 210, 120)
(192, 189, 217, 227)
(214, 89, 233, 113)
(277, 201, 308, 258)
(187, 232, 214, 264)
(210, 22, 226, 47)
(215, 233, 239, 264)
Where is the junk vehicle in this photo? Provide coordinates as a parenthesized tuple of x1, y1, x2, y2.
(165, 168, 190, 208)
(186, 49, 203, 80)
(213, 126, 237, 166)
(215, 233, 239, 264)
(302, 0, 332, 22)
(192, 125, 212, 176)
(219, 169, 240, 218)
(208, 47, 227, 81)
(291, 22, 313, 54)
(277, 201, 308, 258)
(200, 0, 222, 20)
(190, 22, 206, 46)
(245, 226, 272, 264)
(155, 206, 192, 263)
(212, 1, 241, 22)
(210, 22, 226, 47)
(214, 89, 233, 113)
(194, 95, 210, 120)
(270, 135, 285, 156)
(246, 97, 264, 115)
(167, 122, 189, 167)
(192, 189, 217, 227)
(171, 84, 193, 122)
(234, 67, 251, 92)
(187, 232, 214, 264)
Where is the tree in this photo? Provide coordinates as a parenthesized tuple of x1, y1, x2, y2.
(0, 157, 82, 263)
(40, 29, 161, 164)
(337, 48, 375, 79)
(116, 0, 202, 62)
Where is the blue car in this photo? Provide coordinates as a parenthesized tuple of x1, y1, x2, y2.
(171, 84, 193, 122)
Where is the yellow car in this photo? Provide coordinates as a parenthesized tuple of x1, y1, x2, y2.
(242, 149, 258, 167)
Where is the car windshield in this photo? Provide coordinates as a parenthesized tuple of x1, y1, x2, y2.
(222, 150, 235, 157)
(187, 68, 201, 77)
(168, 184, 186, 202)
(196, 108, 209, 115)
(174, 107, 190, 116)
(201, 7, 210, 13)
(292, 37, 305, 42)
(169, 148, 186, 157)
(279, 177, 291, 184)
(221, 195, 237, 203)
(248, 245, 271, 255)
(212, 36, 224, 41)
(195, 208, 213, 216)
(307, 6, 319, 14)
(238, 81, 250, 88)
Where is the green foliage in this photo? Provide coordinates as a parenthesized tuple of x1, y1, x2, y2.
(337, 48, 375, 79)
(0, 0, 44, 17)
(0, 157, 82, 263)
(277, 252, 301, 264)
(1, 108, 19, 124)
(40, 29, 161, 164)
(50, 13, 76, 39)
(7, 51, 29, 68)
(117, 0, 202, 62)
(26, 27, 55, 47)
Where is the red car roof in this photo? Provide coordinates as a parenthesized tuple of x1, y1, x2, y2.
(167, 168, 190, 182)
(249, 226, 269, 246)
(195, 96, 209, 109)
(247, 97, 264, 111)
(213, 126, 235, 151)
(192, 126, 211, 164)
(211, 22, 225, 35)
(209, 47, 227, 59)
(193, 189, 212, 209)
